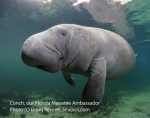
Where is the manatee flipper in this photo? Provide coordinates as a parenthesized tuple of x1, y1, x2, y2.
(82, 58, 107, 112)
(61, 70, 75, 86)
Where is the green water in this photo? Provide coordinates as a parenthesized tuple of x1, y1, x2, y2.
(0, 0, 150, 117)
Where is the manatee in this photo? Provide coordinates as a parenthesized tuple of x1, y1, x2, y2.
(21, 24, 136, 112)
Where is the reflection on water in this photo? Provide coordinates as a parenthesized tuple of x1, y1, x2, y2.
(70, 0, 134, 38)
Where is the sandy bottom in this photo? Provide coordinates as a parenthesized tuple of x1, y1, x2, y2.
(3, 87, 150, 118)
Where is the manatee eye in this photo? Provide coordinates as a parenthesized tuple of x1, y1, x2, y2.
(61, 33, 66, 36)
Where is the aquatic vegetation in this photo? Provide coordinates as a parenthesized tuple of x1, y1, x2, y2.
(126, 0, 150, 25)
(29, 11, 41, 21)
(133, 107, 143, 112)
(147, 113, 150, 117)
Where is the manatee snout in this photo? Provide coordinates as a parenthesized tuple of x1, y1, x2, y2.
(21, 38, 37, 67)
(21, 34, 63, 73)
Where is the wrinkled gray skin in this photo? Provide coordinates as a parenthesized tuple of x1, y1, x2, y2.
(21, 24, 136, 112)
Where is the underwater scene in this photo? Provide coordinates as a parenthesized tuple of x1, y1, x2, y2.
(0, 0, 150, 118)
